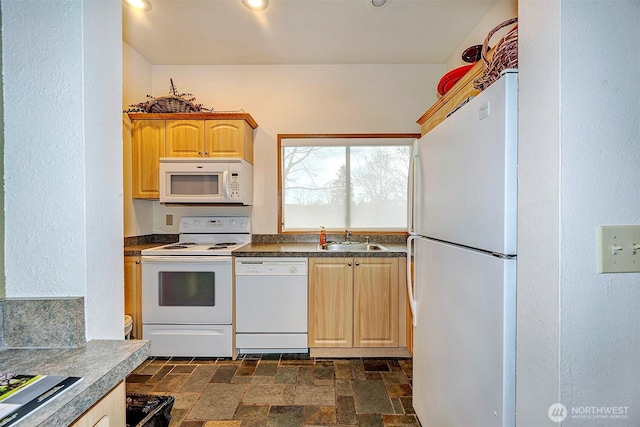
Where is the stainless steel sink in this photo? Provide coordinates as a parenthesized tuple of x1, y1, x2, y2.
(319, 242, 389, 251)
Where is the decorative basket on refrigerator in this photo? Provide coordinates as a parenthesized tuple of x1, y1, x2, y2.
(473, 17, 518, 91)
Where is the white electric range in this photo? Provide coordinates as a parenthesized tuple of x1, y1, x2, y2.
(141, 216, 250, 357)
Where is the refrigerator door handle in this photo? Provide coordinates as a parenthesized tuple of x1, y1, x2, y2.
(406, 235, 418, 327)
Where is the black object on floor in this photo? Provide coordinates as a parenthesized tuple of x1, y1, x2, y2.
(126, 393, 174, 427)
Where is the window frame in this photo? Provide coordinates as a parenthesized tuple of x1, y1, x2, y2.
(277, 133, 420, 234)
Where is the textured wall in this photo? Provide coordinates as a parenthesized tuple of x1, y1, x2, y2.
(518, 0, 640, 425)
(559, 2, 640, 424)
(82, 0, 124, 340)
(3, 1, 86, 297)
(0, 9, 4, 301)
(517, 1, 562, 424)
(2, 0, 123, 340)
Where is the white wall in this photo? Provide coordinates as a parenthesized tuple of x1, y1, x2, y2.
(2, 0, 123, 339)
(559, 1, 639, 423)
(146, 64, 443, 234)
(82, 1, 124, 340)
(123, 42, 154, 237)
(517, 0, 561, 424)
(518, 1, 640, 425)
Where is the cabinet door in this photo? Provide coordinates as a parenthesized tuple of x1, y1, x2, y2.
(166, 120, 205, 156)
(70, 381, 125, 427)
(204, 119, 253, 163)
(124, 255, 142, 340)
(353, 257, 399, 347)
(308, 258, 353, 347)
(131, 120, 165, 199)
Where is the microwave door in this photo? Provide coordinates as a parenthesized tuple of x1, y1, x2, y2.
(160, 160, 228, 203)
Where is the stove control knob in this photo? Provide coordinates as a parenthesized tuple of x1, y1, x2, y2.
(230, 219, 237, 227)
(289, 267, 298, 274)
(193, 219, 200, 227)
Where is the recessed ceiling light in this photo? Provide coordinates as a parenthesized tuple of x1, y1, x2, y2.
(241, 0, 269, 11)
(372, 0, 387, 6)
(123, 0, 152, 12)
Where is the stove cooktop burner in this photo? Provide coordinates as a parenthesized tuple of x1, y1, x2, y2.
(157, 242, 241, 251)
(163, 242, 197, 249)
(207, 243, 238, 250)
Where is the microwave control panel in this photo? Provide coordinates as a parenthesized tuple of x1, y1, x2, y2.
(230, 173, 240, 198)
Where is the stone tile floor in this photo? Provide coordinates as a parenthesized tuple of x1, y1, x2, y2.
(126, 353, 419, 427)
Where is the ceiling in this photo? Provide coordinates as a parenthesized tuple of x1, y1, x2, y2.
(122, 0, 499, 65)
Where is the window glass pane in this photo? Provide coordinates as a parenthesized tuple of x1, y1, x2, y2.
(283, 146, 347, 230)
(351, 146, 411, 229)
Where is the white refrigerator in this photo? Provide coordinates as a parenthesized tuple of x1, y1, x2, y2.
(407, 71, 517, 427)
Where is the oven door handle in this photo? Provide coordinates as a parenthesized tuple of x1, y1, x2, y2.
(141, 256, 232, 263)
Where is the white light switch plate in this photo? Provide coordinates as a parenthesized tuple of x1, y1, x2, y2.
(597, 225, 640, 273)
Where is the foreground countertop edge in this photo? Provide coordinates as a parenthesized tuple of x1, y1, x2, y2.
(0, 339, 151, 426)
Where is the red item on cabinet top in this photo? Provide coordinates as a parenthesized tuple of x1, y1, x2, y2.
(437, 64, 474, 96)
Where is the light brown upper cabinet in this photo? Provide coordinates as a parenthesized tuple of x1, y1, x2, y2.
(165, 119, 205, 157)
(131, 119, 165, 199)
(204, 120, 254, 163)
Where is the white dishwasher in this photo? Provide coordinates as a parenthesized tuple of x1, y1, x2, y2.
(235, 257, 308, 354)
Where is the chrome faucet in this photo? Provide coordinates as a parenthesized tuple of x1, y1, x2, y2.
(345, 230, 352, 242)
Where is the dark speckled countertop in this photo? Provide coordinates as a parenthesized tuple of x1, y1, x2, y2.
(232, 242, 407, 257)
(124, 234, 407, 257)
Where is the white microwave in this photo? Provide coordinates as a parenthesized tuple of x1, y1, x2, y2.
(159, 157, 253, 205)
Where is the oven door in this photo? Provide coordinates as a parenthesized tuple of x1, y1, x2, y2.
(142, 255, 232, 324)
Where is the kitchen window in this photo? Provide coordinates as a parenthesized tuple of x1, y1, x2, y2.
(278, 134, 419, 233)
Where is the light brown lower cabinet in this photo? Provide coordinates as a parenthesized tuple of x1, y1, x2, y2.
(308, 257, 400, 350)
(308, 258, 353, 347)
(70, 381, 125, 427)
(124, 255, 142, 340)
